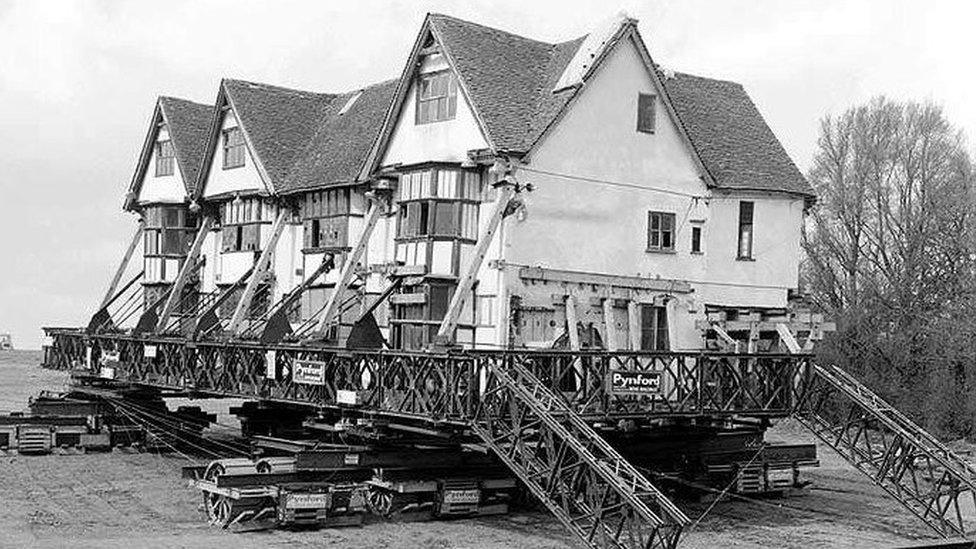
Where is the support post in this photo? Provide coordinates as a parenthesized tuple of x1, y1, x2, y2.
(99, 219, 145, 310)
(776, 323, 802, 354)
(227, 210, 289, 335)
(434, 182, 517, 344)
(627, 301, 641, 351)
(565, 294, 581, 351)
(711, 322, 740, 353)
(602, 296, 618, 351)
(314, 197, 386, 336)
(155, 216, 214, 332)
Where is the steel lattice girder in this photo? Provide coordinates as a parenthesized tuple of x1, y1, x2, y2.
(795, 364, 976, 538)
(470, 357, 689, 549)
(44, 332, 816, 424)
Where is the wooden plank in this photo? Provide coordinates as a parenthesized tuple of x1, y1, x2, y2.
(389, 293, 427, 305)
(314, 199, 385, 335)
(155, 216, 213, 332)
(627, 301, 641, 351)
(776, 323, 802, 354)
(711, 323, 739, 353)
(434, 183, 516, 344)
(518, 265, 692, 293)
(99, 220, 144, 310)
(227, 210, 288, 335)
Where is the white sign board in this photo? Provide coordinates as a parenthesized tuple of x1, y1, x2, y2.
(606, 370, 662, 395)
(293, 360, 326, 385)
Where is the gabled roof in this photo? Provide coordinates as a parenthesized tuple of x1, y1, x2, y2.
(427, 13, 582, 153)
(194, 79, 398, 198)
(281, 79, 398, 195)
(124, 96, 212, 211)
(159, 97, 213, 194)
(662, 73, 812, 196)
(367, 13, 813, 198)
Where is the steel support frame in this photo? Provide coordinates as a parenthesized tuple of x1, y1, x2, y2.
(45, 331, 813, 424)
(470, 357, 688, 549)
(794, 363, 976, 538)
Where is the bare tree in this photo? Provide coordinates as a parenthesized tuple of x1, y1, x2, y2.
(803, 97, 975, 435)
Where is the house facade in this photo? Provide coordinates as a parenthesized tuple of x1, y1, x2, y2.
(121, 13, 813, 352)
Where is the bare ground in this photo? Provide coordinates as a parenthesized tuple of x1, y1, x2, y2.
(0, 350, 948, 548)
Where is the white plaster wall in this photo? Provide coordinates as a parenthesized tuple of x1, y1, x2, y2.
(697, 194, 804, 307)
(509, 40, 708, 284)
(201, 110, 266, 199)
(499, 38, 804, 348)
(137, 127, 188, 205)
(380, 54, 489, 166)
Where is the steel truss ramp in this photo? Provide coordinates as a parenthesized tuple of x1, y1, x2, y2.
(796, 363, 976, 538)
(471, 357, 689, 549)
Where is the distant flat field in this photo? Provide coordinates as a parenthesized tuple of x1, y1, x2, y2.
(0, 350, 940, 548)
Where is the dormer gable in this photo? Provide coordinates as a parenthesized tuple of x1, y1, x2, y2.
(124, 96, 211, 211)
(194, 79, 338, 201)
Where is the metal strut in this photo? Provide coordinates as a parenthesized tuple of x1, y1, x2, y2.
(795, 363, 976, 538)
(470, 355, 689, 549)
(156, 216, 214, 332)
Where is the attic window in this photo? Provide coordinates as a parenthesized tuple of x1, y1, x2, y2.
(637, 93, 656, 134)
(222, 127, 246, 169)
(155, 140, 175, 177)
(416, 71, 457, 125)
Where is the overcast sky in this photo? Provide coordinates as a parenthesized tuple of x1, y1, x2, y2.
(1, 0, 973, 349)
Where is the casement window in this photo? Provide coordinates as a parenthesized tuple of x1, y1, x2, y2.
(301, 188, 351, 250)
(396, 168, 481, 241)
(222, 127, 246, 169)
(737, 201, 754, 259)
(415, 71, 458, 125)
(639, 305, 669, 351)
(691, 224, 703, 254)
(143, 206, 196, 257)
(155, 140, 175, 177)
(646, 211, 676, 252)
(220, 198, 267, 252)
(637, 93, 656, 134)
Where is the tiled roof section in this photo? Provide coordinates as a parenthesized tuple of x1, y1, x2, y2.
(222, 79, 339, 191)
(282, 79, 398, 194)
(158, 97, 213, 195)
(662, 72, 814, 196)
(428, 14, 582, 152)
(425, 14, 811, 197)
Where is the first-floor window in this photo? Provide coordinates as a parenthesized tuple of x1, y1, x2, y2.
(691, 224, 703, 254)
(647, 211, 676, 252)
(640, 305, 669, 351)
(737, 201, 754, 259)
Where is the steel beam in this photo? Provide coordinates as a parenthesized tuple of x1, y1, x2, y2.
(99, 220, 145, 310)
(228, 210, 289, 336)
(156, 216, 214, 332)
(313, 197, 386, 337)
(434, 182, 517, 344)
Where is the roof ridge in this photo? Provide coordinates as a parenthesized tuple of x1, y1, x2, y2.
(159, 95, 211, 108)
(222, 78, 338, 99)
(668, 70, 744, 88)
(428, 12, 555, 47)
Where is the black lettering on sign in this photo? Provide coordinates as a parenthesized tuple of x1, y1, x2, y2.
(293, 359, 327, 385)
(606, 370, 662, 395)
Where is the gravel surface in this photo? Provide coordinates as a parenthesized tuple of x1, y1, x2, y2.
(0, 349, 952, 548)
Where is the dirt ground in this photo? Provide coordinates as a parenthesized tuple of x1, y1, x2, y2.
(0, 349, 948, 548)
